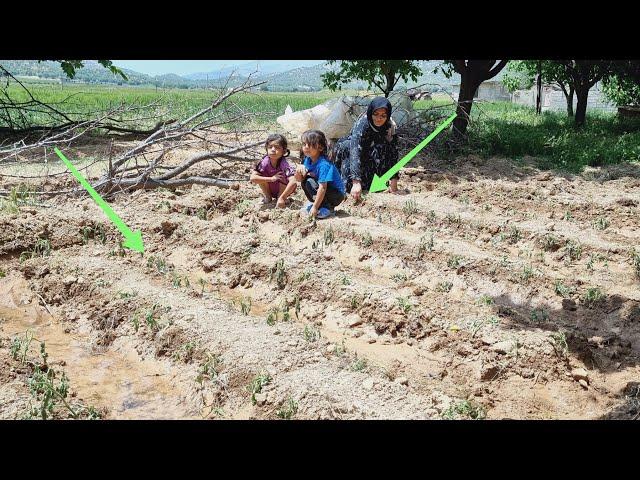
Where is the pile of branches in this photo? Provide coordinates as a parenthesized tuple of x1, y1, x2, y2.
(0, 76, 270, 199)
(0, 66, 175, 138)
(395, 91, 463, 158)
(92, 79, 268, 198)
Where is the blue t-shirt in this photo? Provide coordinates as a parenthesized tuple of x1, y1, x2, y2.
(303, 155, 346, 194)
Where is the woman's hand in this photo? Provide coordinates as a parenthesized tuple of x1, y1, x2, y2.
(350, 181, 362, 202)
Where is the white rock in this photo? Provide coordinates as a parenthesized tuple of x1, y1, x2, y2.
(395, 376, 409, 386)
(254, 393, 267, 405)
(481, 334, 499, 346)
(571, 368, 589, 383)
(490, 341, 513, 354)
(362, 378, 375, 391)
(347, 315, 363, 328)
(202, 259, 218, 272)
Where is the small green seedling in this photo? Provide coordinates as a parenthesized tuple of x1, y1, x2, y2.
(361, 232, 373, 247)
(436, 281, 453, 293)
(276, 397, 298, 419)
(582, 287, 604, 309)
(248, 372, 271, 405)
(269, 259, 287, 290)
(442, 400, 486, 420)
(351, 357, 368, 372)
(303, 325, 320, 342)
(550, 331, 569, 357)
(477, 295, 493, 306)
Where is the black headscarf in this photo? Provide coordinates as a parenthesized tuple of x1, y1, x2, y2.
(366, 97, 392, 133)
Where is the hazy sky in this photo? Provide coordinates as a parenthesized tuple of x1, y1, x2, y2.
(112, 60, 323, 76)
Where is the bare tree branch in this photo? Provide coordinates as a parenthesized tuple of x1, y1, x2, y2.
(1, 73, 272, 198)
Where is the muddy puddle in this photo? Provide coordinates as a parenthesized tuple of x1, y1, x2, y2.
(0, 276, 198, 419)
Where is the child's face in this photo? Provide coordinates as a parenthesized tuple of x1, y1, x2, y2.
(372, 107, 388, 127)
(302, 142, 322, 159)
(266, 141, 285, 160)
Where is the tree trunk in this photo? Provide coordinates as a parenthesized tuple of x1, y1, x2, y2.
(452, 75, 478, 139)
(557, 82, 575, 117)
(574, 84, 590, 126)
(449, 60, 508, 140)
(536, 62, 542, 114)
(566, 86, 574, 117)
(384, 71, 395, 98)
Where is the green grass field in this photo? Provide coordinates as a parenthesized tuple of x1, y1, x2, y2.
(3, 83, 640, 173)
(2, 83, 351, 128)
(415, 99, 640, 172)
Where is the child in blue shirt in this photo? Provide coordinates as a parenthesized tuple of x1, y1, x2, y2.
(294, 129, 346, 219)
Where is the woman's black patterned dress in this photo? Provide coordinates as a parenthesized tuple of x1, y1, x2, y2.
(332, 97, 399, 192)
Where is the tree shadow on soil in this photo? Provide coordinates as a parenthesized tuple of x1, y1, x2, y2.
(490, 291, 640, 374)
(410, 151, 640, 186)
(487, 290, 640, 419)
(598, 381, 640, 419)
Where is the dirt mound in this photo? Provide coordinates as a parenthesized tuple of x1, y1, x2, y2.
(2, 146, 640, 419)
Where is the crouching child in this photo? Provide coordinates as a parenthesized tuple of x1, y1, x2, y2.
(295, 129, 346, 220)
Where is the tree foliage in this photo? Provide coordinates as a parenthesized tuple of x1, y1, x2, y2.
(51, 60, 128, 80)
(602, 76, 640, 107)
(502, 60, 576, 116)
(321, 60, 422, 97)
(501, 62, 534, 93)
(502, 61, 571, 93)
(500, 60, 626, 124)
(603, 61, 640, 107)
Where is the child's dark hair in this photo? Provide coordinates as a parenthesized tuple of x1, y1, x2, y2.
(255, 133, 290, 171)
(300, 129, 329, 159)
(265, 133, 289, 156)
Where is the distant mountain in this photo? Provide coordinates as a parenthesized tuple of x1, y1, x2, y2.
(184, 65, 254, 81)
(259, 61, 461, 93)
(397, 60, 459, 92)
(259, 63, 337, 91)
(1, 59, 466, 93)
(183, 61, 324, 81)
(0, 59, 151, 85)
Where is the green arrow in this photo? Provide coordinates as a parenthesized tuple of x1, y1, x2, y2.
(369, 112, 457, 193)
(54, 147, 144, 253)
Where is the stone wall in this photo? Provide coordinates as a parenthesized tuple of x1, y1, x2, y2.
(512, 82, 617, 113)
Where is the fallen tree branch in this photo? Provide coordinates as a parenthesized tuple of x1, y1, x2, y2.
(114, 175, 242, 191)
(2, 73, 270, 198)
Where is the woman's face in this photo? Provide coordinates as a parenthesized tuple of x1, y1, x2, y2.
(371, 107, 388, 127)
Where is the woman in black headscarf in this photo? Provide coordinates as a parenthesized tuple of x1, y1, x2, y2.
(331, 97, 401, 201)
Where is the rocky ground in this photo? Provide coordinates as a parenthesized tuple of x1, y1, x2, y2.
(1, 137, 639, 419)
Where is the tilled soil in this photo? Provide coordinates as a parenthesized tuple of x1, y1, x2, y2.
(1, 145, 639, 419)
